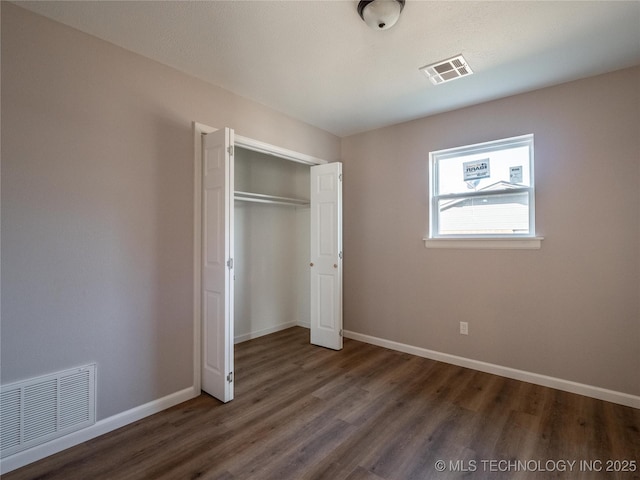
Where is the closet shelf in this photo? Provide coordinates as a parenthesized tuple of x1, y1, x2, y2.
(234, 191, 310, 207)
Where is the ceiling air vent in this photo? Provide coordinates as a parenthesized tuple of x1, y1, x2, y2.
(420, 54, 473, 85)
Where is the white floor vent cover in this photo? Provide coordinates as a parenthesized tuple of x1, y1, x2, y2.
(0, 364, 96, 458)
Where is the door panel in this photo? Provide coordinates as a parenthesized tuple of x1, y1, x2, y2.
(318, 274, 336, 329)
(310, 162, 343, 350)
(202, 128, 234, 402)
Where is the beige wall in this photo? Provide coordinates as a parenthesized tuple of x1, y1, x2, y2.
(342, 66, 640, 396)
(1, 3, 340, 420)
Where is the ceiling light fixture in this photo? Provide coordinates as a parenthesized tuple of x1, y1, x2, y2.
(357, 0, 405, 30)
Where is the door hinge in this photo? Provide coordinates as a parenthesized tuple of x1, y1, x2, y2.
(227, 372, 234, 383)
(339, 251, 343, 259)
(227, 258, 234, 269)
(227, 146, 234, 156)
(339, 329, 343, 337)
(339, 173, 343, 181)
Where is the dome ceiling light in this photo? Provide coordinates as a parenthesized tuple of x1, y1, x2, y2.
(357, 0, 405, 30)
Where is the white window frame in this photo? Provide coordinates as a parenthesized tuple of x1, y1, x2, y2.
(425, 134, 543, 249)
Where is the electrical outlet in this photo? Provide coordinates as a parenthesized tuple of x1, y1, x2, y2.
(460, 322, 469, 335)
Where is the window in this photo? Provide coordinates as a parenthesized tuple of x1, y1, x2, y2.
(429, 134, 536, 241)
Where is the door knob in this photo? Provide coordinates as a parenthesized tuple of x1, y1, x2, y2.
(310, 263, 314, 267)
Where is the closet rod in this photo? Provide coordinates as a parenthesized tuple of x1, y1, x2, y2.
(234, 191, 310, 207)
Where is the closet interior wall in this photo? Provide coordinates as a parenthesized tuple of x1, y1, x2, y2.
(233, 147, 311, 343)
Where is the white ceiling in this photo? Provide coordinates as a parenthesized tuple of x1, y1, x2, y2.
(15, 0, 640, 137)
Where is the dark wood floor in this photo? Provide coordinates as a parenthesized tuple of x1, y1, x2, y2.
(5, 327, 639, 480)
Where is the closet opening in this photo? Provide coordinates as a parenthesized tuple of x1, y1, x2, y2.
(233, 147, 312, 344)
(197, 124, 342, 404)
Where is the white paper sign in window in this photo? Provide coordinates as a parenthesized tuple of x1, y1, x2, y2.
(463, 158, 490, 181)
(510, 165, 523, 184)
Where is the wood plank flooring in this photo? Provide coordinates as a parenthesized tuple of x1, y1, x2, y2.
(5, 327, 639, 480)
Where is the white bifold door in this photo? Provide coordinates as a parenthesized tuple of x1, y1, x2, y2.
(201, 128, 342, 403)
(202, 128, 234, 403)
(310, 163, 343, 350)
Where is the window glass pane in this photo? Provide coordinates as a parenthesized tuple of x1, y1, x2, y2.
(436, 145, 531, 196)
(438, 192, 530, 235)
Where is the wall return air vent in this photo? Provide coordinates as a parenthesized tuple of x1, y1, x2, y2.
(0, 365, 96, 458)
(420, 54, 473, 85)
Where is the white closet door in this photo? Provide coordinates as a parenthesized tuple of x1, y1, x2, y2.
(202, 128, 234, 402)
(310, 162, 343, 350)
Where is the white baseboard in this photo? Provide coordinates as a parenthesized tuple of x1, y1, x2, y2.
(343, 330, 640, 409)
(0, 386, 199, 475)
(234, 321, 298, 344)
(297, 321, 310, 329)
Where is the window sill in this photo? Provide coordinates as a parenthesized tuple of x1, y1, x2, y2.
(423, 237, 544, 249)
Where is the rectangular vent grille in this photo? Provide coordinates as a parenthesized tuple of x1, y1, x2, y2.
(0, 365, 96, 458)
(420, 54, 473, 85)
